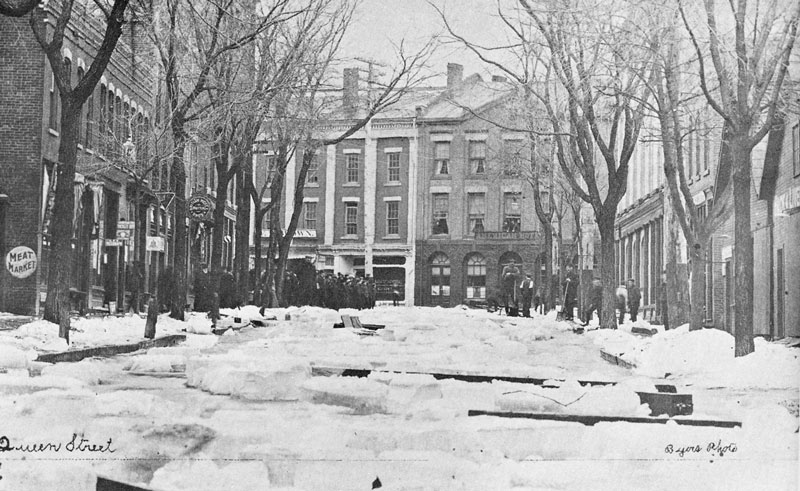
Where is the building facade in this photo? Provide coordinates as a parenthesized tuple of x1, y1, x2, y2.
(0, 6, 163, 315)
(414, 65, 559, 307)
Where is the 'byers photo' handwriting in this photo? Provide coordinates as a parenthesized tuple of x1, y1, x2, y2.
(665, 440, 737, 458)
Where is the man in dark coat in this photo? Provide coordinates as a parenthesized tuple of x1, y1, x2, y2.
(520, 274, 534, 317)
(501, 260, 521, 316)
(626, 278, 641, 322)
(562, 264, 578, 321)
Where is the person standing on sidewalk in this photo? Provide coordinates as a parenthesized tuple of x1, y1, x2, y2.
(626, 278, 641, 322)
(520, 274, 534, 317)
(562, 264, 578, 321)
(616, 283, 628, 324)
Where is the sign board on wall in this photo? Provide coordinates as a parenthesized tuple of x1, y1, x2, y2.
(6, 246, 37, 279)
(146, 236, 165, 252)
(188, 194, 215, 221)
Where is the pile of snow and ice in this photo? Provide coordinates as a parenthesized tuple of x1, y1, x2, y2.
(593, 323, 800, 388)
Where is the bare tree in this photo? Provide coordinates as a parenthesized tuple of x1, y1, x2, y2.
(0, 0, 37, 17)
(28, 0, 131, 342)
(145, 0, 294, 320)
(438, 0, 657, 328)
(259, 37, 435, 307)
(679, 0, 799, 355)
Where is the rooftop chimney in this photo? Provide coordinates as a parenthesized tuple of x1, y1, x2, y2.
(343, 67, 359, 116)
(492, 75, 507, 83)
(447, 63, 463, 89)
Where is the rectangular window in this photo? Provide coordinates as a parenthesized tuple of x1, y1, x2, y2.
(434, 142, 450, 175)
(387, 152, 401, 182)
(345, 202, 358, 235)
(49, 73, 58, 130)
(307, 155, 319, 184)
(85, 90, 94, 148)
(686, 132, 694, 177)
(304, 202, 317, 231)
(386, 201, 399, 235)
(467, 193, 485, 234)
(432, 193, 449, 234)
(469, 141, 486, 174)
(793, 123, 799, 178)
(99, 85, 107, 148)
(503, 192, 521, 232)
(346, 153, 359, 183)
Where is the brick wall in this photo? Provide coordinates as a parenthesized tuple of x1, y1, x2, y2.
(0, 16, 46, 314)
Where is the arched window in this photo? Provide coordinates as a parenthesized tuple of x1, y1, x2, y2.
(466, 254, 486, 299)
(430, 253, 450, 301)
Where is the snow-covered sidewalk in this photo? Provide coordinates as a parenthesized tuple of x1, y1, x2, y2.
(0, 305, 797, 490)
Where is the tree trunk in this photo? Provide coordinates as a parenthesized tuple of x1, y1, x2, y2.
(144, 298, 158, 339)
(209, 147, 229, 323)
(731, 138, 754, 356)
(597, 213, 618, 329)
(542, 223, 553, 311)
(169, 132, 187, 321)
(688, 239, 707, 331)
(234, 151, 252, 306)
(44, 101, 81, 343)
(252, 205, 264, 306)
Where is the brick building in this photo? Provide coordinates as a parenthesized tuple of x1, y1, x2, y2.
(251, 68, 440, 304)
(413, 65, 571, 307)
(0, 6, 161, 314)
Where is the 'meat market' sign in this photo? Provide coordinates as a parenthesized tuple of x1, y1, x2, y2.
(6, 246, 37, 279)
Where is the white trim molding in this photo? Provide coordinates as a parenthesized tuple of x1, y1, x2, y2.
(343, 148, 361, 154)
(383, 196, 402, 202)
(384, 147, 402, 153)
(430, 133, 453, 142)
(465, 133, 488, 141)
(341, 196, 361, 202)
(429, 186, 451, 194)
(303, 197, 319, 203)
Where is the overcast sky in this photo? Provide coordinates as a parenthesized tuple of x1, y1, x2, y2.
(339, 0, 516, 85)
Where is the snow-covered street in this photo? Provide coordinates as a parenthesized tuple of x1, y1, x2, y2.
(0, 306, 797, 490)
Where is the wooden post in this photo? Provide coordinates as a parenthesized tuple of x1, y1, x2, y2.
(144, 298, 157, 339)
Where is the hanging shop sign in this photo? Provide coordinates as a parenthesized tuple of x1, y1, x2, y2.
(188, 194, 215, 221)
(116, 229, 132, 241)
(6, 246, 37, 279)
(146, 236, 165, 252)
(118, 220, 135, 230)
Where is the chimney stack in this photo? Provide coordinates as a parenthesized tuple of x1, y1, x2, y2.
(446, 63, 463, 89)
(343, 67, 359, 116)
(491, 75, 507, 83)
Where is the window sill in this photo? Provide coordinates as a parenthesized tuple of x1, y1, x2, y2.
(384, 182, 402, 187)
(340, 235, 359, 240)
(48, 128, 59, 137)
(382, 235, 401, 240)
(342, 182, 360, 187)
(85, 148, 95, 155)
(305, 182, 320, 188)
(432, 175, 451, 179)
(430, 234, 450, 239)
(702, 169, 710, 177)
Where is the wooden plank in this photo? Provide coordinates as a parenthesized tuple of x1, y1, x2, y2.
(35, 335, 186, 364)
(312, 367, 640, 389)
(600, 349, 637, 369)
(467, 410, 741, 428)
(631, 326, 658, 336)
(341, 315, 355, 328)
(636, 392, 693, 416)
(97, 476, 153, 491)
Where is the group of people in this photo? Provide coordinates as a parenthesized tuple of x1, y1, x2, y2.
(308, 272, 376, 311)
(501, 260, 544, 318)
(500, 260, 642, 326)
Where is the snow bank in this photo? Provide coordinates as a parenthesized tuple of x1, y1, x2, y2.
(596, 324, 800, 389)
(187, 353, 311, 401)
(0, 345, 35, 368)
(40, 359, 103, 385)
(302, 376, 389, 414)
